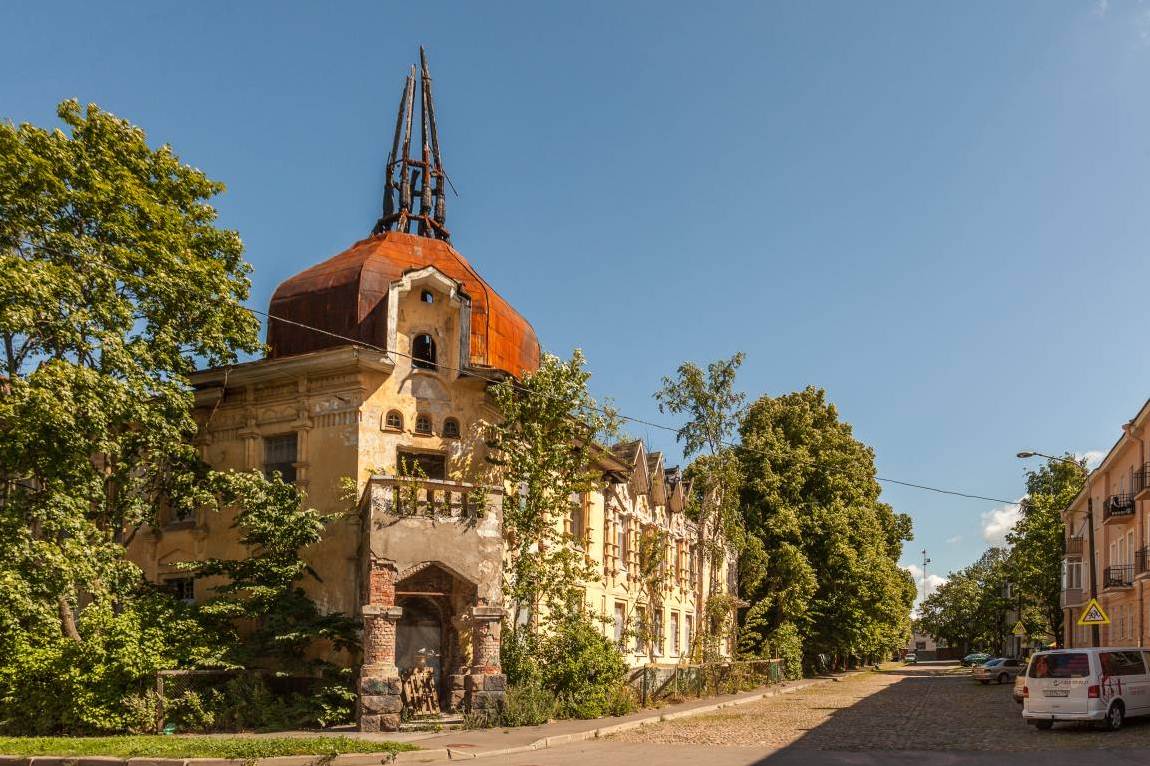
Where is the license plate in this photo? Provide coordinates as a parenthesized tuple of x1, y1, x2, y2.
(1043, 690, 1069, 697)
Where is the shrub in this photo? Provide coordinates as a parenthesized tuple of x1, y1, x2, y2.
(537, 612, 628, 720)
(767, 623, 803, 680)
(500, 681, 556, 727)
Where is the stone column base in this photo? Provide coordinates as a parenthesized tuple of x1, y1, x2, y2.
(359, 674, 403, 732)
(465, 672, 507, 712)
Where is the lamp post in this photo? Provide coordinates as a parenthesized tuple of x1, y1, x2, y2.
(1016, 451, 1096, 648)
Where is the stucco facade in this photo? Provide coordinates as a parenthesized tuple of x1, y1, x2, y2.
(1061, 399, 1150, 649)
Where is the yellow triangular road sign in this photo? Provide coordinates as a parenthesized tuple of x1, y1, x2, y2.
(1012, 620, 1027, 637)
(1077, 598, 1110, 626)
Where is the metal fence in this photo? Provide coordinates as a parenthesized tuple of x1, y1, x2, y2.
(627, 659, 785, 706)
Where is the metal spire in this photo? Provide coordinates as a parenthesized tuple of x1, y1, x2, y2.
(373, 48, 450, 241)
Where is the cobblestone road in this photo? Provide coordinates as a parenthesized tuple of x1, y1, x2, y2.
(614, 662, 1150, 751)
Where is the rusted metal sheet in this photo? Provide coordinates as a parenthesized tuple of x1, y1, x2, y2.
(266, 231, 540, 378)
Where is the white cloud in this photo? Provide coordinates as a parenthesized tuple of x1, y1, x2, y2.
(1094, 0, 1109, 17)
(903, 563, 947, 607)
(1077, 450, 1105, 470)
(981, 501, 1023, 546)
(946, 535, 963, 545)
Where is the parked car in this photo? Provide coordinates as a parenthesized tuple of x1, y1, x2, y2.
(973, 657, 1024, 684)
(904, 653, 917, 664)
(1013, 659, 1030, 704)
(962, 652, 992, 667)
(1023, 648, 1150, 731)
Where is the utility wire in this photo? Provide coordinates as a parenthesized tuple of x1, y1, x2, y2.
(11, 241, 1021, 508)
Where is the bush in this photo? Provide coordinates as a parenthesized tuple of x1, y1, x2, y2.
(500, 681, 557, 726)
(766, 623, 803, 681)
(537, 612, 628, 720)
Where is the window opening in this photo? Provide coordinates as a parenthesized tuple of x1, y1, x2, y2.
(164, 577, 195, 604)
(413, 334, 437, 370)
(397, 450, 446, 480)
(442, 417, 461, 438)
(263, 433, 298, 483)
(384, 410, 404, 431)
(415, 414, 433, 435)
(420, 289, 434, 303)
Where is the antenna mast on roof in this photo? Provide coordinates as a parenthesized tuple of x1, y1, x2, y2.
(374, 47, 451, 241)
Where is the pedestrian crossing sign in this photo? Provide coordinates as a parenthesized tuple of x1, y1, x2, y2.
(1012, 621, 1026, 637)
(1077, 598, 1110, 626)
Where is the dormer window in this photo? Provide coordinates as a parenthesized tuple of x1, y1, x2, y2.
(415, 414, 433, 435)
(442, 418, 460, 438)
(413, 334, 437, 370)
(420, 289, 434, 304)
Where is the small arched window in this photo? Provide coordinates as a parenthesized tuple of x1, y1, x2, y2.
(413, 334, 437, 370)
(420, 289, 434, 304)
(384, 410, 403, 431)
(442, 418, 461, 438)
(415, 414, 433, 435)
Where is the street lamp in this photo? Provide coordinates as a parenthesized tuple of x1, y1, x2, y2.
(1017, 450, 1096, 648)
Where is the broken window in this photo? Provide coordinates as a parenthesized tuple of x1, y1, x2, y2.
(397, 450, 446, 480)
(420, 289, 434, 304)
(413, 334, 437, 370)
(263, 433, 298, 483)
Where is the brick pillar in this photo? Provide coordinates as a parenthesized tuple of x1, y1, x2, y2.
(465, 606, 506, 713)
(359, 560, 404, 732)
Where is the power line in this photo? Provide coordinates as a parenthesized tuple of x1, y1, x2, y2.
(12, 241, 1022, 508)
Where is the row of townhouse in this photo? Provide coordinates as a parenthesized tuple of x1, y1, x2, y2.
(1061, 399, 1150, 648)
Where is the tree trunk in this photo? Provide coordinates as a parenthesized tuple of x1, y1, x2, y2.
(58, 595, 81, 642)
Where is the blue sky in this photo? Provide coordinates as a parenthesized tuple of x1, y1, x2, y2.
(5, 1, 1150, 593)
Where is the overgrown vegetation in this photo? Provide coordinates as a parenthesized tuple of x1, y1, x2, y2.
(0, 102, 354, 735)
(0, 736, 416, 758)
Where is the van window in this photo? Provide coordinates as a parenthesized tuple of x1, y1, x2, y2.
(1101, 651, 1146, 677)
(1029, 653, 1090, 678)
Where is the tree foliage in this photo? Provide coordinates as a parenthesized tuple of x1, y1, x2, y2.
(737, 387, 915, 668)
(656, 354, 746, 658)
(917, 547, 1013, 652)
(1006, 455, 1086, 642)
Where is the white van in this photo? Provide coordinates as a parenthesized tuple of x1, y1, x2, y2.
(1023, 648, 1150, 730)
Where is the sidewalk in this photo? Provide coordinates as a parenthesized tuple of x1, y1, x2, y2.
(382, 673, 849, 762)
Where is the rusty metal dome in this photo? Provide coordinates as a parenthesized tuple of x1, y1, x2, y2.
(266, 231, 540, 377)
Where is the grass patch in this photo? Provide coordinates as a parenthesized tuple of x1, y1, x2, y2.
(0, 735, 418, 759)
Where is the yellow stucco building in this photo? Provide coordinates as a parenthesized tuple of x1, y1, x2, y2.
(127, 51, 732, 731)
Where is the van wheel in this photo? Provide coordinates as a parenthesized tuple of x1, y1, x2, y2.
(997, 673, 1008, 684)
(1034, 720, 1053, 731)
(1104, 702, 1125, 731)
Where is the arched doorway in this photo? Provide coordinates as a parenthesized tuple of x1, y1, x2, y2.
(396, 596, 444, 678)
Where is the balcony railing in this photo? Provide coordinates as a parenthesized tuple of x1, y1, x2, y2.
(1103, 493, 1136, 521)
(1061, 587, 1084, 609)
(1136, 463, 1150, 496)
(1065, 536, 1084, 557)
(1104, 564, 1134, 589)
(375, 476, 487, 519)
(1138, 547, 1150, 576)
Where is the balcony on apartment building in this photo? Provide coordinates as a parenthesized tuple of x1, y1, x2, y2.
(1103, 492, 1136, 523)
(1137, 463, 1150, 501)
(1065, 536, 1084, 557)
(1104, 564, 1134, 590)
(1138, 547, 1150, 579)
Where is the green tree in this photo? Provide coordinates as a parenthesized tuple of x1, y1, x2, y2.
(737, 387, 915, 669)
(919, 547, 1013, 653)
(1006, 455, 1087, 643)
(656, 354, 746, 659)
(489, 350, 617, 631)
(0, 100, 260, 641)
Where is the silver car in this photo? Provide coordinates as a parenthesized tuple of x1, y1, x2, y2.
(974, 657, 1025, 684)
